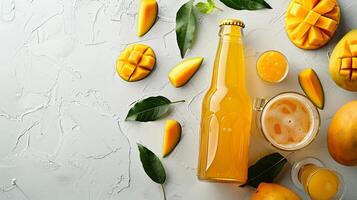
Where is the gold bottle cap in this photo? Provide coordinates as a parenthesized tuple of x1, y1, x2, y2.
(219, 19, 245, 28)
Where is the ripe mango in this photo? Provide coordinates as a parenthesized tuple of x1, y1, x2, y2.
(298, 68, 325, 109)
(168, 57, 204, 88)
(329, 29, 357, 91)
(137, 0, 158, 37)
(285, 0, 340, 49)
(328, 101, 357, 166)
(116, 44, 156, 81)
(251, 183, 301, 200)
(162, 120, 181, 157)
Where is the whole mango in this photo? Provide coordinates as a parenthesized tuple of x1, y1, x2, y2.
(251, 183, 301, 200)
(328, 101, 357, 166)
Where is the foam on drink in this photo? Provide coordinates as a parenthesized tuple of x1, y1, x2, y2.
(261, 93, 320, 150)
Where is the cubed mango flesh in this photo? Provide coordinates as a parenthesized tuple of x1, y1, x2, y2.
(329, 29, 357, 91)
(116, 44, 156, 82)
(285, 0, 340, 49)
(298, 68, 325, 109)
(162, 120, 181, 157)
(137, 0, 158, 37)
(168, 57, 204, 88)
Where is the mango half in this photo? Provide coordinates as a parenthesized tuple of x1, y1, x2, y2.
(329, 29, 357, 91)
(168, 57, 204, 88)
(251, 183, 301, 200)
(162, 120, 181, 157)
(285, 0, 340, 49)
(116, 44, 156, 82)
(298, 68, 325, 109)
(137, 0, 158, 37)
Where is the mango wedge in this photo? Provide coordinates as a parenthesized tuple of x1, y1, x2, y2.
(298, 68, 325, 109)
(137, 0, 158, 37)
(168, 57, 204, 88)
(162, 120, 181, 157)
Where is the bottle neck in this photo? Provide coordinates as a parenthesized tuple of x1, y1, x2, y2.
(211, 25, 245, 89)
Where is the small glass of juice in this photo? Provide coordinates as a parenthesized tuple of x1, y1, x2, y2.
(256, 50, 289, 83)
(254, 92, 320, 151)
(291, 157, 345, 200)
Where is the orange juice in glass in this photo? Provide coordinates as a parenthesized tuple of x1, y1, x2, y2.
(291, 157, 345, 200)
(197, 19, 252, 184)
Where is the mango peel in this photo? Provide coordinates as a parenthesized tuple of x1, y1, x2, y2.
(251, 183, 301, 200)
(116, 44, 156, 82)
(329, 29, 357, 91)
(298, 68, 325, 109)
(162, 120, 181, 157)
(137, 0, 158, 37)
(328, 101, 357, 166)
(285, 0, 340, 49)
(168, 57, 204, 88)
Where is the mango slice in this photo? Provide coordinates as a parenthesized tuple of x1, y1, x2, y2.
(137, 0, 158, 37)
(329, 29, 357, 91)
(251, 183, 301, 200)
(116, 44, 156, 82)
(285, 0, 340, 49)
(298, 68, 325, 109)
(168, 57, 204, 88)
(162, 120, 181, 157)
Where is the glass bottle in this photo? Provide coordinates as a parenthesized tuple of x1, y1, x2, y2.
(197, 19, 252, 184)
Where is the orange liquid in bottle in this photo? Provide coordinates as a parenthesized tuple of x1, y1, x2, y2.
(197, 19, 252, 184)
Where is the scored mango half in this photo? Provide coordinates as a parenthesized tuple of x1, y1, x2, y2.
(116, 44, 156, 82)
(329, 29, 357, 91)
(285, 0, 340, 49)
(137, 0, 158, 37)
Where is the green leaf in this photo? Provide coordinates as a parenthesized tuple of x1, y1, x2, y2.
(125, 96, 185, 122)
(196, 0, 222, 14)
(219, 0, 271, 10)
(176, 0, 197, 58)
(195, 2, 214, 13)
(240, 153, 287, 188)
(137, 143, 166, 184)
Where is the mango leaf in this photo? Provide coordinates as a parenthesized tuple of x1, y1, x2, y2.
(125, 96, 185, 122)
(195, 0, 222, 14)
(219, 0, 271, 10)
(138, 143, 166, 184)
(240, 153, 287, 188)
(176, 0, 197, 58)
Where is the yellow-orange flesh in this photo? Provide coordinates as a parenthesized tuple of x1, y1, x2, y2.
(285, 0, 340, 49)
(116, 44, 156, 81)
(257, 51, 288, 83)
(298, 68, 325, 109)
(299, 164, 339, 200)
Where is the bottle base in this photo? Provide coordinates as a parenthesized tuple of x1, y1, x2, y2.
(197, 175, 246, 185)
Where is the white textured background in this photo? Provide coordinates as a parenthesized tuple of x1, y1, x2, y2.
(0, 0, 356, 199)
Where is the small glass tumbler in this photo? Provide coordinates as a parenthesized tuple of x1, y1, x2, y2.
(291, 157, 345, 200)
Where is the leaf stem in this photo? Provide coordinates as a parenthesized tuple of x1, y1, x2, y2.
(161, 184, 167, 200)
(171, 100, 185, 104)
(214, 5, 223, 11)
